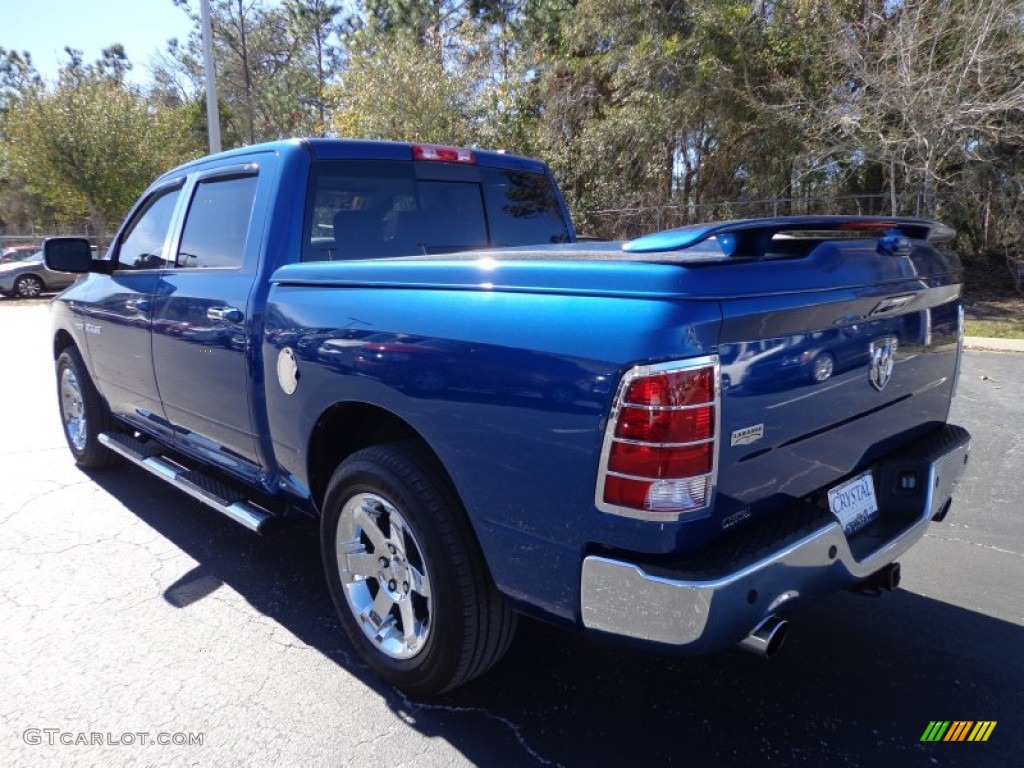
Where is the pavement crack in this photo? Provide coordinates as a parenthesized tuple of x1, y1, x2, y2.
(2, 478, 93, 525)
(394, 691, 563, 767)
(924, 533, 1022, 558)
(0, 446, 65, 456)
(351, 722, 399, 752)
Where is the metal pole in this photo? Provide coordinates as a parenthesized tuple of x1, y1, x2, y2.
(200, 0, 222, 154)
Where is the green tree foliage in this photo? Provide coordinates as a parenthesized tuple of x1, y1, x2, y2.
(329, 32, 472, 142)
(4, 49, 202, 240)
(330, 0, 551, 148)
(0, 48, 49, 234)
(0, 49, 42, 115)
(537, 0, 845, 227)
(811, 0, 1024, 251)
(5, 0, 1024, 256)
(532, 0, 1024, 250)
(287, 0, 346, 133)
(160, 0, 345, 144)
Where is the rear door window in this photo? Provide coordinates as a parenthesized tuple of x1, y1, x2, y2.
(176, 174, 259, 269)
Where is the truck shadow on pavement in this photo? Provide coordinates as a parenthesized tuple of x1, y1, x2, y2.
(88, 466, 1021, 768)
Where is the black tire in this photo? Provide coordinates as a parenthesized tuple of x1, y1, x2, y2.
(56, 347, 121, 468)
(321, 442, 516, 697)
(15, 274, 44, 298)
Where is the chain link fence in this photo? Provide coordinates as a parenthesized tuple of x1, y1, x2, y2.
(0, 236, 45, 248)
(1, 234, 107, 260)
(577, 193, 910, 242)
(575, 191, 1024, 293)
(6, 197, 1022, 291)
(1008, 252, 1024, 293)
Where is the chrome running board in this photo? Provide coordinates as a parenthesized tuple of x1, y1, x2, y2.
(98, 432, 274, 533)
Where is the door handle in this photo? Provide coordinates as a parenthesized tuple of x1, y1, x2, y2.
(869, 294, 916, 317)
(207, 306, 244, 323)
(128, 298, 151, 313)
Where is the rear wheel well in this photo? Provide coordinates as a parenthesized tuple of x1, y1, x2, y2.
(307, 403, 451, 512)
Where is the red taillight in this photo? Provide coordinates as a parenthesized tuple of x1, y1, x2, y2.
(624, 368, 713, 407)
(837, 220, 894, 230)
(603, 474, 711, 512)
(602, 475, 651, 509)
(608, 441, 712, 477)
(615, 405, 714, 443)
(411, 144, 476, 164)
(597, 360, 718, 519)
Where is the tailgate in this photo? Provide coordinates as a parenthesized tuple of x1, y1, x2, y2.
(717, 283, 960, 527)
(627, 217, 964, 530)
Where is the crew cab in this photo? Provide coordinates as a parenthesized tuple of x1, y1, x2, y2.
(44, 139, 971, 696)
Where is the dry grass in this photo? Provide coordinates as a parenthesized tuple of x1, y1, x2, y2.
(963, 257, 1024, 338)
(964, 319, 1024, 339)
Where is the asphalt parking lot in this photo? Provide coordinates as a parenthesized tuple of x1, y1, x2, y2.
(0, 300, 1021, 767)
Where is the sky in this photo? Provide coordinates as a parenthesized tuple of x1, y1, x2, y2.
(0, 0, 196, 85)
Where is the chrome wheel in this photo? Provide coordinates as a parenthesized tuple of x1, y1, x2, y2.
(16, 275, 43, 298)
(812, 353, 834, 383)
(322, 443, 517, 694)
(335, 492, 432, 660)
(60, 367, 87, 452)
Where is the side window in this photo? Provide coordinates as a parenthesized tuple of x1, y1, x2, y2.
(116, 187, 182, 270)
(176, 174, 258, 269)
(302, 161, 416, 262)
(482, 170, 570, 247)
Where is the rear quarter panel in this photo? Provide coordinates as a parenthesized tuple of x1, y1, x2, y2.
(263, 283, 721, 621)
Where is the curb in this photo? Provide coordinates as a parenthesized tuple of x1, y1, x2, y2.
(963, 336, 1024, 353)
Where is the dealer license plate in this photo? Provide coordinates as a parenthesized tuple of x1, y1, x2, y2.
(827, 470, 879, 535)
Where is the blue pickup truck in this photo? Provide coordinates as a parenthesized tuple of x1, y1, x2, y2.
(44, 139, 971, 696)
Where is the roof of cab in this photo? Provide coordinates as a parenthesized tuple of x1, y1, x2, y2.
(156, 137, 549, 184)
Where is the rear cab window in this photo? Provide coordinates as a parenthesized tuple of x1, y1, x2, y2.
(301, 159, 570, 262)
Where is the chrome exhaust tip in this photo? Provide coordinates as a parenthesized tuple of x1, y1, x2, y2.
(737, 615, 788, 658)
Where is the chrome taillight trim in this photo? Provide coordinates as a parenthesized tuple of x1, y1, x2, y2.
(616, 402, 713, 412)
(595, 355, 721, 522)
(952, 304, 965, 398)
(611, 436, 715, 449)
(604, 469, 715, 483)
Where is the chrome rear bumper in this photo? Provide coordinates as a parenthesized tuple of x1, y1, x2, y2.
(580, 424, 971, 651)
